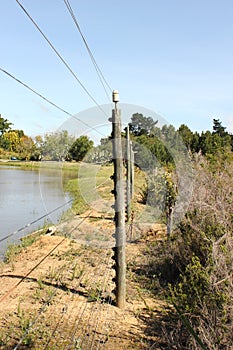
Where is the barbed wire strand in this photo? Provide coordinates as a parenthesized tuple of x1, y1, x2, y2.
(12, 220, 115, 349)
(7, 206, 116, 349)
(15, 0, 110, 119)
(63, 0, 112, 102)
(20, 230, 102, 349)
(44, 218, 114, 348)
(13, 275, 60, 350)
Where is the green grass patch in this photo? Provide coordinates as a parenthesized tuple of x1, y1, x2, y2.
(4, 228, 47, 266)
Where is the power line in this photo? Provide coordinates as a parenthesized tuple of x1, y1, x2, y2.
(63, 0, 112, 102)
(0, 67, 72, 117)
(15, 0, 110, 118)
(0, 67, 106, 138)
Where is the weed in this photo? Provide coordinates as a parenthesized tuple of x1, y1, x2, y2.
(75, 338, 82, 349)
(87, 285, 103, 302)
(70, 263, 84, 281)
(37, 278, 45, 290)
(3, 228, 47, 266)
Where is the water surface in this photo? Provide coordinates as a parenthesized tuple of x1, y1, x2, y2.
(0, 165, 75, 256)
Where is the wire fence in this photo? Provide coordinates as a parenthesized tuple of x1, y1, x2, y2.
(0, 178, 117, 349)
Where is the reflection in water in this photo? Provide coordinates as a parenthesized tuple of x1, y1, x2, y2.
(0, 165, 75, 256)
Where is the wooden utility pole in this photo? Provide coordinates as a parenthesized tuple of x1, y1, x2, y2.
(126, 125, 131, 221)
(111, 90, 126, 309)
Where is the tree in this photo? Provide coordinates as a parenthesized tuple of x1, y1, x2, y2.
(199, 130, 213, 155)
(1, 131, 20, 151)
(43, 130, 75, 161)
(68, 135, 94, 162)
(85, 137, 112, 163)
(0, 114, 12, 136)
(178, 124, 194, 151)
(17, 135, 36, 160)
(0, 115, 13, 148)
(129, 113, 158, 136)
(212, 118, 227, 137)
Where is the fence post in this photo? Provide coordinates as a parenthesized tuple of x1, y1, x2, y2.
(111, 90, 126, 309)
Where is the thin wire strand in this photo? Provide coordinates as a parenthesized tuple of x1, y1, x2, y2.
(43, 216, 113, 349)
(1, 175, 115, 347)
(0, 175, 112, 246)
(0, 67, 71, 117)
(13, 256, 76, 349)
(10, 209, 95, 349)
(0, 199, 72, 244)
(63, 0, 112, 102)
(66, 247, 113, 350)
(87, 254, 114, 350)
(0, 67, 107, 138)
(0, 235, 67, 303)
(15, 0, 110, 118)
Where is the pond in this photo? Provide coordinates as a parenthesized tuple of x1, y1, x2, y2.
(0, 164, 76, 256)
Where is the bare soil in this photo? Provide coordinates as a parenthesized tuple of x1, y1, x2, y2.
(0, 210, 171, 350)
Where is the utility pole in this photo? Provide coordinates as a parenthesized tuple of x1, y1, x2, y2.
(110, 90, 126, 309)
(126, 125, 131, 221)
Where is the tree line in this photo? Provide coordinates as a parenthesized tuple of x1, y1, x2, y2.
(1, 112, 232, 164)
(0, 114, 93, 161)
(128, 113, 233, 165)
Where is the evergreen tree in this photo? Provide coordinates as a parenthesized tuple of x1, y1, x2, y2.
(68, 135, 94, 162)
(129, 113, 158, 136)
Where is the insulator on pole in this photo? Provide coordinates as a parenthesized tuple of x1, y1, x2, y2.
(112, 90, 119, 103)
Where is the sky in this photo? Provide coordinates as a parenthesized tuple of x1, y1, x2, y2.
(0, 0, 233, 139)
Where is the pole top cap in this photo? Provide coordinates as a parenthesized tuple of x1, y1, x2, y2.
(112, 90, 119, 103)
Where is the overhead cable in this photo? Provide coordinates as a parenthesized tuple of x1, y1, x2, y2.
(0, 67, 71, 117)
(63, 0, 112, 101)
(15, 0, 109, 118)
(0, 67, 106, 137)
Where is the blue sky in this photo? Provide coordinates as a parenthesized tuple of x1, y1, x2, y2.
(0, 0, 233, 138)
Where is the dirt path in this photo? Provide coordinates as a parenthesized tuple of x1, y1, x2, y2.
(0, 212, 169, 349)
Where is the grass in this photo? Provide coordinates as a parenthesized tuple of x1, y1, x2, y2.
(3, 228, 48, 266)
(0, 160, 80, 171)
(64, 163, 114, 215)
